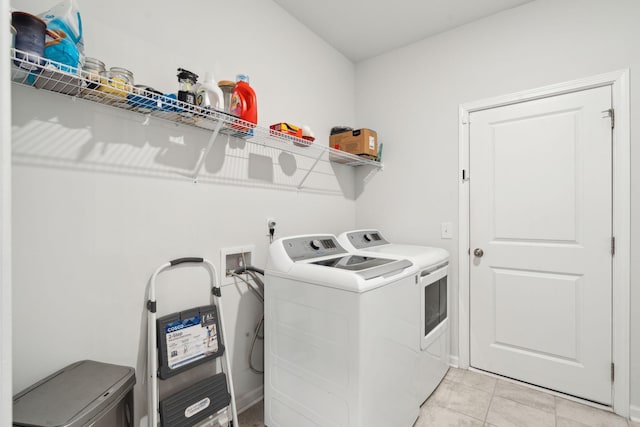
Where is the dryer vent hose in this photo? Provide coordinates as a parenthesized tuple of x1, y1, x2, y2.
(230, 265, 265, 374)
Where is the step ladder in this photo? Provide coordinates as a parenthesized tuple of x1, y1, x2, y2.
(147, 257, 239, 426)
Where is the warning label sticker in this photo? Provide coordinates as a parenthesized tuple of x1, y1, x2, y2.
(165, 316, 219, 370)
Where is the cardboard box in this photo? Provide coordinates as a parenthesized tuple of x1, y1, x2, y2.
(330, 128, 378, 158)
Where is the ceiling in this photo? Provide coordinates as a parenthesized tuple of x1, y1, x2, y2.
(273, 0, 535, 62)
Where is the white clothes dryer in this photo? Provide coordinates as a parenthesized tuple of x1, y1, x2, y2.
(337, 229, 450, 405)
(265, 234, 420, 427)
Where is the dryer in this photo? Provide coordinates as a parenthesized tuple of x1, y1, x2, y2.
(337, 229, 450, 404)
(265, 234, 420, 427)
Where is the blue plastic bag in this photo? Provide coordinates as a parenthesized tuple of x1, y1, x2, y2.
(39, 0, 84, 70)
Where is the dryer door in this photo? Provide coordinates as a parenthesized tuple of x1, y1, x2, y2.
(420, 263, 448, 350)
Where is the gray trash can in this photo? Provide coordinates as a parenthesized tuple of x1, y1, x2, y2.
(13, 360, 136, 427)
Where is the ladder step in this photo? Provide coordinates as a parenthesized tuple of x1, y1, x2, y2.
(159, 373, 231, 427)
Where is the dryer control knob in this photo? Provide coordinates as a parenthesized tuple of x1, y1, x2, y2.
(363, 233, 373, 242)
(310, 239, 322, 250)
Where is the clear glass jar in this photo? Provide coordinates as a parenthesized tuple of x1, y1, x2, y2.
(83, 57, 106, 89)
(99, 66, 134, 100)
(81, 57, 107, 101)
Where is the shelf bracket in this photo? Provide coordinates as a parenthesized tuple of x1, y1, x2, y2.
(191, 119, 224, 182)
(297, 149, 325, 190)
(362, 164, 381, 184)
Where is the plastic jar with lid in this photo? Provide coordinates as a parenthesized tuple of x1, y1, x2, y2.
(99, 66, 134, 100)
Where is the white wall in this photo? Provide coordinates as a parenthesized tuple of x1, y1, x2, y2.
(10, 0, 358, 423)
(1, 0, 13, 424)
(354, 0, 639, 415)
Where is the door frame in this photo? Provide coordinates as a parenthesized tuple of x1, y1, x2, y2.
(457, 70, 630, 417)
(1, 1, 13, 425)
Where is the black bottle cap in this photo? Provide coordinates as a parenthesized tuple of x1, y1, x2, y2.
(177, 68, 198, 83)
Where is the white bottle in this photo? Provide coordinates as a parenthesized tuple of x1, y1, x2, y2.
(196, 71, 224, 110)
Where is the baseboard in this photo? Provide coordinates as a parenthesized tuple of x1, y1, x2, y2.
(630, 404, 640, 422)
(448, 355, 459, 368)
(236, 385, 264, 414)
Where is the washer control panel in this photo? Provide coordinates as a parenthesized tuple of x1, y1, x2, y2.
(346, 230, 389, 249)
(283, 235, 347, 261)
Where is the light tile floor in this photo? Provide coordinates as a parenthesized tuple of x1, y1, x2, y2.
(237, 400, 264, 427)
(238, 368, 640, 427)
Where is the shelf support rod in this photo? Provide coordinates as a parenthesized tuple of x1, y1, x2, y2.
(191, 120, 224, 182)
(362, 165, 381, 184)
(297, 150, 325, 190)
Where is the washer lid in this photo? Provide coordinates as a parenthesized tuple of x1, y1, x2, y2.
(311, 255, 413, 280)
(338, 230, 450, 268)
(312, 254, 393, 271)
(367, 244, 449, 266)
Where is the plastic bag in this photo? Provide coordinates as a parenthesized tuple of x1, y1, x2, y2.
(39, 0, 84, 70)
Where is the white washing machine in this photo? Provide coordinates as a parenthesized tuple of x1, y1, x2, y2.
(265, 234, 421, 427)
(337, 229, 450, 405)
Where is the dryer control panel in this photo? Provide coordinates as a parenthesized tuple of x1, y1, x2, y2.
(283, 235, 347, 261)
(346, 230, 389, 249)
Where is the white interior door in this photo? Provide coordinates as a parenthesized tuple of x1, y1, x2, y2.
(469, 86, 613, 404)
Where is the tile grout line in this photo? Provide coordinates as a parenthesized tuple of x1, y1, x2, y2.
(439, 401, 487, 424)
(494, 383, 558, 417)
(485, 378, 497, 424)
(461, 371, 497, 424)
(450, 371, 496, 424)
(440, 371, 490, 424)
(475, 374, 557, 426)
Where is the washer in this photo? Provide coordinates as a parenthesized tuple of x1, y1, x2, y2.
(337, 229, 450, 404)
(265, 234, 420, 427)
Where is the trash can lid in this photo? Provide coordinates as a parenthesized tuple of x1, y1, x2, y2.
(13, 360, 135, 427)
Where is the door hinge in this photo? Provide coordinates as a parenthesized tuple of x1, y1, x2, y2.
(611, 236, 615, 256)
(603, 108, 615, 129)
(611, 363, 615, 382)
(462, 169, 469, 182)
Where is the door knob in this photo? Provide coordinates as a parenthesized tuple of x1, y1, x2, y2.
(473, 248, 484, 257)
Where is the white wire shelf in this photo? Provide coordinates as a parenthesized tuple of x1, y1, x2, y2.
(10, 48, 383, 187)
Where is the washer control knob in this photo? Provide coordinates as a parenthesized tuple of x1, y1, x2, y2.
(310, 239, 322, 250)
(363, 233, 373, 242)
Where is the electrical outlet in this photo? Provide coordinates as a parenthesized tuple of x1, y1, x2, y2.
(220, 245, 255, 285)
(267, 218, 277, 240)
(441, 222, 453, 239)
